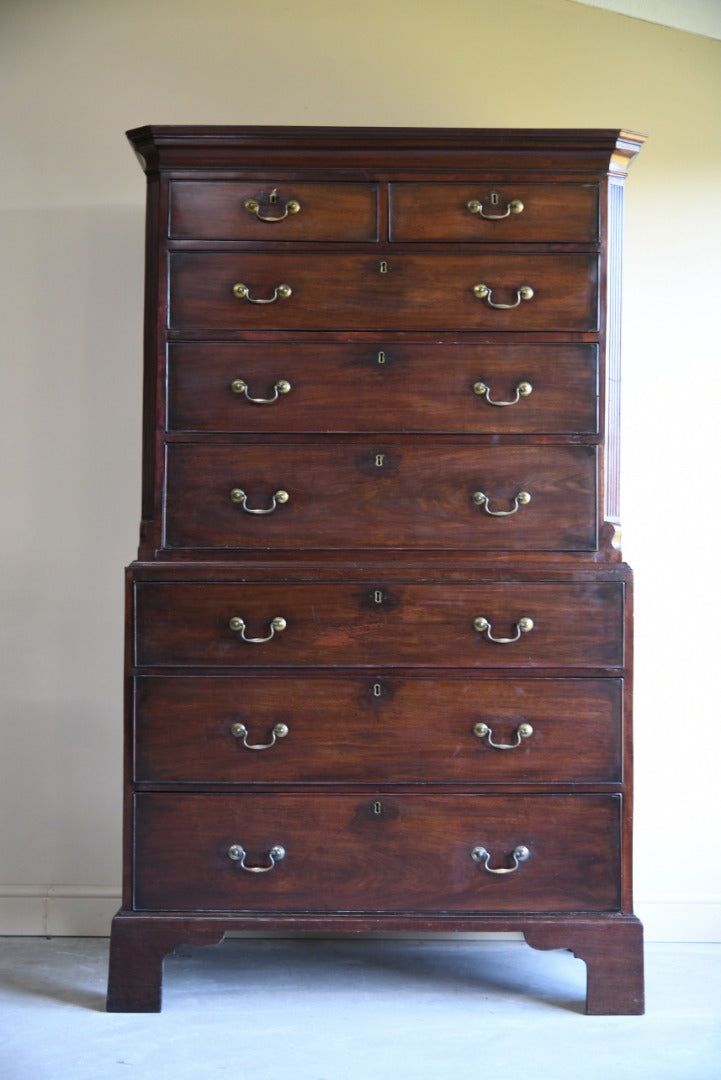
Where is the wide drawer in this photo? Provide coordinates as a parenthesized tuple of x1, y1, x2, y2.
(390, 183, 598, 242)
(169, 181, 379, 241)
(133, 793, 621, 913)
(168, 253, 598, 331)
(167, 342, 598, 435)
(134, 676, 622, 784)
(164, 443, 597, 552)
(133, 581, 625, 669)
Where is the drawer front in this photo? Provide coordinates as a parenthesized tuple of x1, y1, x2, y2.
(169, 181, 379, 241)
(133, 793, 621, 913)
(134, 581, 624, 669)
(167, 343, 599, 435)
(164, 443, 597, 552)
(168, 253, 598, 332)
(390, 183, 599, 242)
(134, 676, 622, 784)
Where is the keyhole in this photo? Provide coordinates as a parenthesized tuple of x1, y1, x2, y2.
(373, 800, 383, 816)
(374, 590, 383, 605)
(375, 454, 385, 468)
(269, 188, 279, 203)
(372, 682, 382, 697)
(490, 191, 500, 205)
(379, 260, 389, 273)
(377, 351, 386, 365)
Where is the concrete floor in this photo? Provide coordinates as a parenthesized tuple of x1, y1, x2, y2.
(0, 937, 718, 1079)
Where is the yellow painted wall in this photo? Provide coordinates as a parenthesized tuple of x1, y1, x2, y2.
(1, 0, 720, 938)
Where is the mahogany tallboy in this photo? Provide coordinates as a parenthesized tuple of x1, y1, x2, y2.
(108, 126, 645, 1013)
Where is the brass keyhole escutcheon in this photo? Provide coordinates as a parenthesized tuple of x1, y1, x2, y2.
(375, 454, 385, 468)
(373, 800, 383, 816)
(373, 590, 383, 605)
(372, 682, 383, 697)
(379, 260, 389, 273)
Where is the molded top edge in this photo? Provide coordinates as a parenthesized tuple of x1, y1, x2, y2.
(126, 125, 646, 177)
(127, 124, 646, 147)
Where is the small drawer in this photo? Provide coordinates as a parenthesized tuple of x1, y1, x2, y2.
(133, 792, 621, 913)
(390, 183, 598, 242)
(134, 675, 623, 784)
(164, 443, 597, 552)
(133, 580, 625, 670)
(168, 252, 598, 332)
(168, 181, 379, 241)
(167, 343, 599, 436)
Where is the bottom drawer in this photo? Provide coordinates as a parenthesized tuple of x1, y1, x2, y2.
(133, 793, 621, 914)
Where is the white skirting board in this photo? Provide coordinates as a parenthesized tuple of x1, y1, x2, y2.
(0, 888, 719, 942)
(0, 886, 120, 937)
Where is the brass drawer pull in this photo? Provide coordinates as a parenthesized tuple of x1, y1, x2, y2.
(243, 189, 301, 222)
(228, 616, 287, 643)
(228, 843, 286, 872)
(471, 845, 530, 874)
(231, 721, 289, 749)
(472, 490, 531, 516)
(466, 197, 524, 220)
(230, 488, 289, 514)
(473, 615, 534, 643)
(473, 721, 534, 749)
(472, 380, 532, 406)
(231, 378, 292, 403)
(473, 283, 534, 309)
(232, 282, 293, 304)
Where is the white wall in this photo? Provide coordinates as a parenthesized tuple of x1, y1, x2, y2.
(572, 0, 721, 38)
(1, 0, 720, 941)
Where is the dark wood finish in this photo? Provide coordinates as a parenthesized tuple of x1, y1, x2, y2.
(107, 913, 225, 1013)
(134, 676, 623, 784)
(164, 443, 597, 551)
(107, 911, 643, 1014)
(126, 125, 645, 178)
(525, 916, 644, 1014)
(128, 557, 633, 582)
(133, 793, 621, 912)
(169, 180, 379, 241)
(168, 253, 599, 332)
(133, 580, 624, 669)
(167, 342, 599, 435)
(109, 126, 645, 1014)
(389, 183, 599, 242)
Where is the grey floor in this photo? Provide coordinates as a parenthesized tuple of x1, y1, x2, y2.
(0, 937, 719, 1080)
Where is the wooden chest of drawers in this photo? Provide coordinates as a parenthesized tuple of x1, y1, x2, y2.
(108, 126, 645, 1014)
